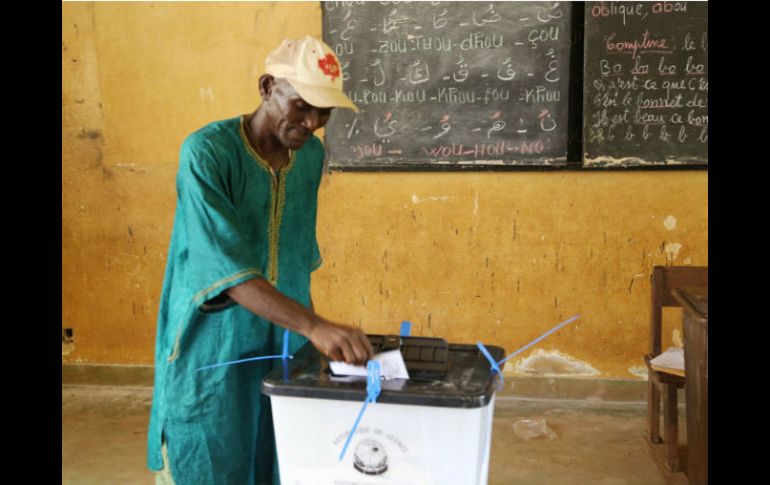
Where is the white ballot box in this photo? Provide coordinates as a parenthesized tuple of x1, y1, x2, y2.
(262, 335, 505, 485)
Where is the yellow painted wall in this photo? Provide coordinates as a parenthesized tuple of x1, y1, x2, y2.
(62, 2, 707, 378)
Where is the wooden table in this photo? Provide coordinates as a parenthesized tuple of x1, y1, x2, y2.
(672, 287, 708, 485)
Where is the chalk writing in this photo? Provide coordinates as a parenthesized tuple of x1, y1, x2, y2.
(583, 1, 707, 166)
(323, 1, 572, 168)
(497, 57, 515, 81)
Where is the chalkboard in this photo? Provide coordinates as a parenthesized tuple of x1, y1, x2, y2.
(322, 1, 573, 170)
(582, 2, 708, 167)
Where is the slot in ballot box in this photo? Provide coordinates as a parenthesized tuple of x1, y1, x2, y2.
(261, 335, 505, 485)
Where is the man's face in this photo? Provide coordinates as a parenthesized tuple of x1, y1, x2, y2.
(265, 78, 333, 150)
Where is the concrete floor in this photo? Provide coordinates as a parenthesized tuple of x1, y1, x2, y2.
(62, 385, 677, 485)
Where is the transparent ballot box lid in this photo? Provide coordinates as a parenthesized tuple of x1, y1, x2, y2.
(261, 334, 505, 409)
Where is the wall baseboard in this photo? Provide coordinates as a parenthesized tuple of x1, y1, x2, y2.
(62, 363, 662, 403)
(62, 363, 155, 387)
(498, 374, 648, 403)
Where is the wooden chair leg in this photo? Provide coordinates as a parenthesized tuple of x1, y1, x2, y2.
(647, 374, 662, 444)
(663, 383, 680, 472)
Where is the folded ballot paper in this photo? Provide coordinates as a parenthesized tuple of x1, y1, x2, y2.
(329, 349, 410, 380)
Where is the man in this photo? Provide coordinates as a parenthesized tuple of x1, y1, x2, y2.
(147, 36, 373, 485)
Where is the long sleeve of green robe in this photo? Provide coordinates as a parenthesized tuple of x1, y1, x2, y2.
(148, 116, 324, 485)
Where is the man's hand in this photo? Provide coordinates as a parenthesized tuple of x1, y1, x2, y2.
(226, 278, 373, 365)
(307, 318, 374, 366)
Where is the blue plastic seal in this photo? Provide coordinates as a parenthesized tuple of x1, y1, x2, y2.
(282, 328, 290, 360)
(366, 360, 382, 403)
(196, 328, 294, 372)
(477, 341, 504, 390)
(339, 360, 382, 461)
(498, 315, 581, 365)
(478, 314, 581, 390)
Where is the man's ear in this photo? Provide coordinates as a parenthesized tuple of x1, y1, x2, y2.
(259, 74, 275, 100)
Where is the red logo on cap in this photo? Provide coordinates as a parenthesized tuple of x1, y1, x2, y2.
(318, 54, 340, 82)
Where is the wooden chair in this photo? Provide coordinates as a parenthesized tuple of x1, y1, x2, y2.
(645, 265, 708, 473)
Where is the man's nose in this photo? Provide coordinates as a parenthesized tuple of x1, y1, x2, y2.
(301, 109, 321, 132)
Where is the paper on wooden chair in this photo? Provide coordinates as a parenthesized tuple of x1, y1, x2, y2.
(330, 349, 410, 380)
(649, 347, 685, 376)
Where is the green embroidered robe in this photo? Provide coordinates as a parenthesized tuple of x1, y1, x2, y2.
(147, 115, 324, 485)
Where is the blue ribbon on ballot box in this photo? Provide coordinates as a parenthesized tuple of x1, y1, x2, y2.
(339, 360, 382, 461)
(477, 314, 581, 389)
(196, 319, 413, 373)
(338, 320, 410, 461)
(196, 328, 292, 371)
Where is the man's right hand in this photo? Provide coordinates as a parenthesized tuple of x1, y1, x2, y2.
(307, 318, 374, 366)
(226, 278, 374, 365)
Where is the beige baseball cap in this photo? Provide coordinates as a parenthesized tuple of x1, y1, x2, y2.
(265, 36, 358, 113)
